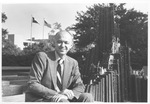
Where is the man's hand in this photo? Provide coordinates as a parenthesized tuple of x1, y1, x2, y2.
(61, 89, 75, 100)
(51, 94, 68, 102)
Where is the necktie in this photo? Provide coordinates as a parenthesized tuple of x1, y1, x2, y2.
(56, 59, 63, 91)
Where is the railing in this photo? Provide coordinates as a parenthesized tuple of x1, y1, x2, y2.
(85, 71, 118, 102)
(83, 47, 147, 102)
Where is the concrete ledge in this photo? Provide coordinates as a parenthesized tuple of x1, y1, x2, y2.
(2, 76, 29, 80)
(2, 93, 25, 102)
(2, 81, 10, 86)
(2, 66, 30, 76)
(2, 85, 24, 96)
(2, 66, 31, 71)
(10, 79, 28, 85)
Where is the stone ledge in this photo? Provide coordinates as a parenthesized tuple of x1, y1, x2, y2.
(2, 76, 29, 80)
(2, 85, 24, 96)
(2, 93, 25, 102)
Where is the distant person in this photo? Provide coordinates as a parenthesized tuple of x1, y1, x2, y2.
(25, 30, 94, 102)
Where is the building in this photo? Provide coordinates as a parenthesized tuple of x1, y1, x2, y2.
(8, 34, 14, 45)
(23, 34, 55, 48)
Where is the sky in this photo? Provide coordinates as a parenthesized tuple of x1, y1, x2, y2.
(1, 0, 149, 50)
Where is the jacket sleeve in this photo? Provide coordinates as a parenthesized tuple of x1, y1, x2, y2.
(26, 52, 57, 100)
(70, 60, 85, 98)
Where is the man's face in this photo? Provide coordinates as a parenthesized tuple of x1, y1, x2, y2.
(54, 31, 73, 57)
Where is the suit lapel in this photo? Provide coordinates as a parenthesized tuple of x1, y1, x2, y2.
(62, 56, 72, 89)
(49, 59, 57, 89)
(47, 51, 57, 89)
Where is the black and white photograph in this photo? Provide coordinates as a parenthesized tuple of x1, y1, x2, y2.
(1, 0, 149, 103)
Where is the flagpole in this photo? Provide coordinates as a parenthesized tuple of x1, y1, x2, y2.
(43, 18, 45, 39)
(31, 15, 33, 46)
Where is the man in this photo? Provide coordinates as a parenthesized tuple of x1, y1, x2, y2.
(25, 30, 94, 102)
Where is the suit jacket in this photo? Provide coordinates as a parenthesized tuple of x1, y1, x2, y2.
(25, 51, 85, 102)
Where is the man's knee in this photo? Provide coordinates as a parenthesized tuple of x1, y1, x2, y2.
(78, 93, 94, 102)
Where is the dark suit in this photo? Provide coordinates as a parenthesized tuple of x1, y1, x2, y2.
(25, 51, 85, 102)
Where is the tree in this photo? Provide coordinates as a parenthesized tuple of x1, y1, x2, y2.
(114, 4, 148, 49)
(73, 4, 101, 47)
(73, 3, 148, 67)
(22, 40, 54, 55)
(2, 12, 22, 56)
(49, 22, 62, 35)
(2, 40, 21, 56)
(2, 12, 7, 23)
(114, 4, 148, 67)
(2, 12, 8, 47)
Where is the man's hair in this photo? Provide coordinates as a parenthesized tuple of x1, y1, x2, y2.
(54, 30, 74, 41)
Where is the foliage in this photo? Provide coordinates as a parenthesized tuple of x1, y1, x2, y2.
(130, 48, 147, 69)
(114, 4, 148, 50)
(2, 40, 55, 66)
(2, 40, 22, 56)
(2, 12, 22, 56)
(49, 22, 62, 35)
(73, 3, 148, 67)
(2, 12, 7, 23)
(114, 3, 148, 66)
(2, 53, 35, 66)
(73, 4, 102, 47)
(2, 13, 9, 45)
(22, 40, 55, 55)
(2, 28, 8, 36)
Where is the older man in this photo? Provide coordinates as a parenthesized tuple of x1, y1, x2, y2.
(25, 30, 93, 102)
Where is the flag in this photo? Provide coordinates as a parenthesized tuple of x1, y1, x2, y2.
(44, 20, 51, 28)
(32, 17, 39, 24)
